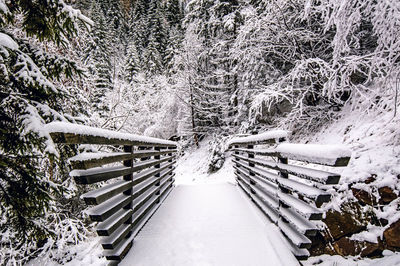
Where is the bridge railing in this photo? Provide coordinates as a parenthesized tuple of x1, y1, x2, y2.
(46, 122, 178, 263)
(228, 131, 351, 259)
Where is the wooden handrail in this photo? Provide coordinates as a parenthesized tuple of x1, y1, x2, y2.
(228, 130, 288, 146)
(231, 131, 351, 259)
(46, 122, 177, 147)
(48, 122, 177, 263)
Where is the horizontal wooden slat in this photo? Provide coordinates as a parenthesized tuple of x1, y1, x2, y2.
(228, 130, 288, 146)
(86, 194, 132, 222)
(275, 143, 351, 167)
(132, 149, 177, 158)
(70, 150, 178, 170)
(131, 185, 161, 214)
(102, 223, 132, 249)
(69, 152, 131, 170)
(103, 182, 174, 261)
(237, 178, 279, 223)
(131, 180, 173, 228)
(233, 145, 351, 167)
(234, 166, 277, 196)
(280, 207, 318, 236)
(234, 148, 280, 157)
(234, 159, 278, 184)
(130, 183, 174, 238)
(278, 192, 322, 220)
(132, 161, 175, 186)
(71, 165, 131, 185)
(282, 235, 310, 260)
(235, 168, 279, 210)
(132, 156, 175, 173)
(132, 168, 175, 199)
(131, 173, 173, 219)
(50, 132, 176, 147)
(278, 219, 312, 248)
(47, 122, 177, 147)
(70, 156, 175, 184)
(233, 155, 340, 184)
(82, 180, 133, 205)
(97, 209, 133, 236)
(278, 177, 331, 204)
(103, 234, 134, 261)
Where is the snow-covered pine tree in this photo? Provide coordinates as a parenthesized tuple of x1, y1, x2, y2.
(0, 0, 91, 263)
(130, 0, 150, 58)
(124, 41, 141, 83)
(164, 0, 184, 74)
(143, 0, 168, 75)
(84, 1, 113, 118)
(181, 0, 241, 134)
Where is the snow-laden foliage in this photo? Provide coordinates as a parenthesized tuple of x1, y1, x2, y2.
(207, 135, 227, 173)
(0, 1, 92, 264)
(242, 0, 400, 134)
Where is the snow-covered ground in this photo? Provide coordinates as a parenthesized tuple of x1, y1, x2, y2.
(304, 251, 400, 266)
(121, 183, 298, 266)
(174, 138, 236, 185)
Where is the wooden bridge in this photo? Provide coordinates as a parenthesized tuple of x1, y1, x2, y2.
(46, 122, 351, 265)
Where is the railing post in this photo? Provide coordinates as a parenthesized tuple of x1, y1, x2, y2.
(277, 156, 289, 226)
(234, 145, 240, 164)
(168, 146, 174, 169)
(248, 144, 256, 187)
(154, 146, 161, 184)
(123, 145, 133, 236)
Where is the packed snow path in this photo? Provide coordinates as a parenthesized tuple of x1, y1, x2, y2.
(120, 183, 299, 266)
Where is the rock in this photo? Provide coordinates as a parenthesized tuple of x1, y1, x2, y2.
(378, 187, 397, 205)
(360, 240, 383, 257)
(308, 231, 336, 256)
(384, 219, 400, 248)
(324, 203, 367, 240)
(333, 237, 357, 256)
(352, 188, 376, 206)
(379, 218, 389, 226)
(333, 237, 382, 257)
(365, 175, 377, 184)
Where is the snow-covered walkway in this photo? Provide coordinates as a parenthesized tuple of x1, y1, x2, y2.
(118, 140, 297, 266)
(120, 183, 298, 266)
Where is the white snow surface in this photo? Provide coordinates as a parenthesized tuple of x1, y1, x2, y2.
(121, 183, 298, 266)
(25, 237, 107, 266)
(275, 143, 351, 165)
(0, 0, 8, 13)
(0, 32, 18, 50)
(228, 130, 288, 145)
(45, 122, 176, 146)
(304, 251, 400, 266)
(174, 139, 236, 185)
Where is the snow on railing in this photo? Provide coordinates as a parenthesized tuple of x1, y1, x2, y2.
(230, 131, 351, 259)
(48, 122, 177, 263)
(228, 130, 289, 146)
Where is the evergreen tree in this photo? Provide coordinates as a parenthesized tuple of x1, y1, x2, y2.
(130, 0, 150, 56)
(181, 0, 241, 133)
(164, 0, 185, 74)
(84, 1, 113, 117)
(142, 0, 168, 74)
(0, 0, 91, 263)
(124, 41, 141, 83)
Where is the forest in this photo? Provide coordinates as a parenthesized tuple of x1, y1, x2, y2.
(1, 0, 399, 265)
